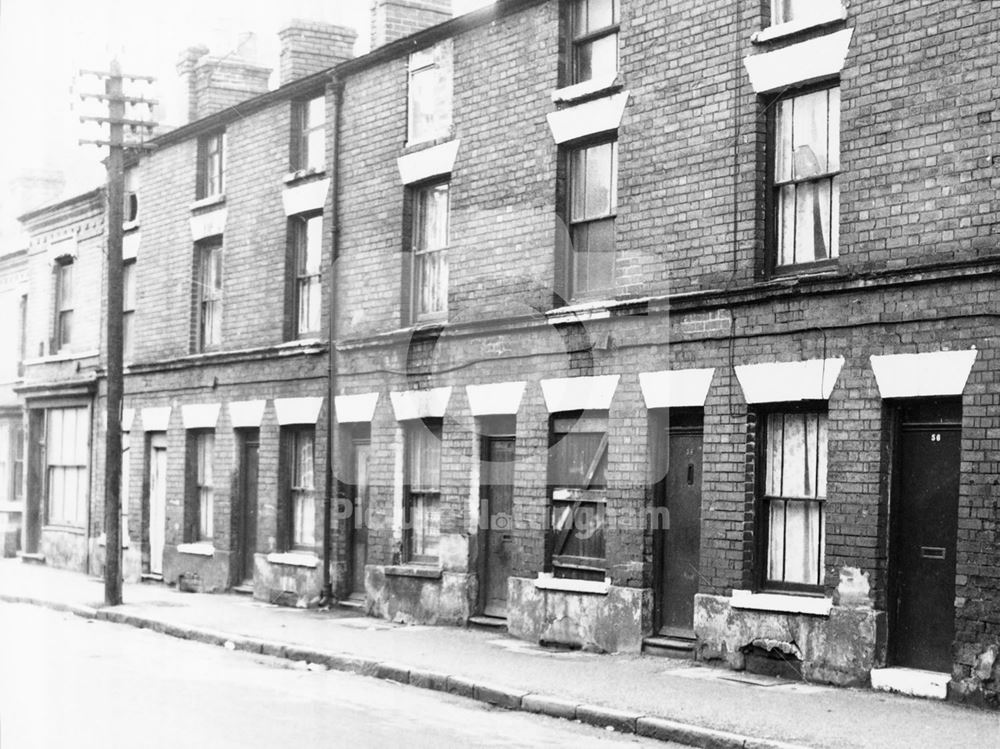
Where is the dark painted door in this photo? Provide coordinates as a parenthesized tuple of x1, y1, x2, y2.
(482, 436, 515, 618)
(236, 433, 259, 586)
(659, 426, 703, 635)
(350, 440, 370, 597)
(892, 412, 960, 672)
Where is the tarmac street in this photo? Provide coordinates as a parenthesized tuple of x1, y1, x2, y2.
(0, 603, 672, 749)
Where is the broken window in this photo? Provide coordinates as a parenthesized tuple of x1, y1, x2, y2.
(548, 413, 607, 581)
(761, 410, 827, 588)
(772, 85, 840, 268)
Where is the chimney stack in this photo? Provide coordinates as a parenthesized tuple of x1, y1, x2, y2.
(176, 44, 210, 124)
(278, 20, 357, 86)
(370, 0, 452, 49)
(175, 38, 272, 123)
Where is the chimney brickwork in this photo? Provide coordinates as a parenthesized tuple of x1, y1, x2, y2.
(370, 0, 452, 49)
(278, 20, 357, 86)
(193, 56, 272, 119)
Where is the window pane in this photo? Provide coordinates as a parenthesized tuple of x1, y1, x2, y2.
(416, 184, 449, 251)
(577, 32, 617, 82)
(59, 311, 72, 348)
(307, 127, 325, 171)
(298, 277, 321, 334)
(792, 89, 830, 175)
(408, 426, 441, 492)
(411, 492, 440, 559)
(59, 263, 73, 308)
(294, 431, 315, 489)
(417, 249, 447, 316)
(409, 66, 436, 141)
(294, 490, 316, 546)
(775, 98, 793, 183)
(303, 216, 323, 275)
(199, 487, 213, 539)
(774, 0, 840, 25)
(306, 96, 325, 128)
(122, 262, 136, 310)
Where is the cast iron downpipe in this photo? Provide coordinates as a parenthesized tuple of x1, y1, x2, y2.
(320, 75, 345, 607)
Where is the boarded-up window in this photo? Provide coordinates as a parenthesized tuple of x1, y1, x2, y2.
(549, 414, 607, 581)
(763, 411, 827, 588)
(407, 40, 453, 144)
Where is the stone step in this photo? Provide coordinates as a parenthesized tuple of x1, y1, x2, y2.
(231, 584, 254, 596)
(870, 667, 949, 700)
(337, 597, 365, 609)
(468, 614, 508, 631)
(17, 552, 46, 565)
(140, 572, 164, 583)
(643, 635, 695, 659)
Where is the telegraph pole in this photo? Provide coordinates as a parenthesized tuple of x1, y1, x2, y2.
(79, 59, 156, 606)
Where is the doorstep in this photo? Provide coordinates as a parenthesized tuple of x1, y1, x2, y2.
(870, 667, 950, 700)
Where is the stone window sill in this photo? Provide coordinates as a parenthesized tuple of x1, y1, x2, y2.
(533, 573, 611, 596)
(730, 589, 832, 616)
(283, 168, 326, 185)
(23, 349, 100, 366)
(177, 542, 215, 557)
(752, 7, 847, 44)
(190, 194, 226, 212)
(42, 524, 85, 535)
(551, 73, 620, 105)
(384, 564, 442, 580)
(266, 552, 318, 568)
(123, 220, 140, 233)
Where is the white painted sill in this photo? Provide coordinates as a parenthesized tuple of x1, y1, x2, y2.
(177, 542, 215, 557)
(266, 552, 318, 568)
(190, 194, 226, 212)
(551, 73, 620, 104)
(123, 220, 140, 232)
(534, 573, 611, 596)
(752, 6, 848, 44)
(545, 300, 613, 323)
(730, 589, 833, 616)
(283, 168, 326, 184)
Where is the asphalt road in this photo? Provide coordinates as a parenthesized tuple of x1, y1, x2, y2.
(0, 602, 675, 749)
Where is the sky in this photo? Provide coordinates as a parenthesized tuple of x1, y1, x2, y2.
(0, 0, 492, 234)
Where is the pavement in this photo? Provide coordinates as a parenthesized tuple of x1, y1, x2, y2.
(0, 559, 996, 749)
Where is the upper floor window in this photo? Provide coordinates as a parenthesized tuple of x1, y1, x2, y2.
(123, 167, 139, 223)
(772, 0, 842, 26)
(54, 259, 73, 352)
(571, 0, 619, 84)
(771, 85, 840, 269)
(122, 259, 136, 361)
(407, 41, 453, 145)
(292, 214, 322, 337)
(195, 239, 223, 350)
(760, 410, 827, 590)
(568, 139, 618, 299)
(197, 131, 225, 199)
(405, 420, 442, 564)
(410, 181, 449, 322)
(293, 96, 326, 173)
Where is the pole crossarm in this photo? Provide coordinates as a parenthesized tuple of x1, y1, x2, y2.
(80, 69, 156, 83)
(80, 115, 156, 129)
(80, 92, 159, 106)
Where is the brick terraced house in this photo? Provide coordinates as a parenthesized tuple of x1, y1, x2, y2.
(12, 0, 1000, 707)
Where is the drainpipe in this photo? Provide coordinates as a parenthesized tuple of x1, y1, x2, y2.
(320, 74, 344, 607)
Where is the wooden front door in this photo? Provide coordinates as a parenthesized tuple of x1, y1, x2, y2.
(147, 434, 167, 576)
(657, 419, 703, 635)
(234, 431, 259, 586)
(350, 440, 370, 597)
(481, 435, 515, 618)
(890, 402, 961, 672)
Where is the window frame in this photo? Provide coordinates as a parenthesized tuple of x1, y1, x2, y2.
(292, 95, 326, 173)
(185, 430, 215, 543)
(547, 410, 608, 581)
(770, 0, 843, 27)
(408, 180, 450, 323)
(290, 213, 323, 338)
(197, 131, 225, 200)
(766, 81, 841, 275)
(123, 167, 139, 224)
(122, 258, 136, 361)
(754, 404, 828, 594)
(44, 406, 89, 528)
(565, 136, 619, 301)
(53, 258, 74, 353)
(406, 41, 453, 145)
(404, 419, 442, 566)
(569, 0, 620, 86)
(194, 238, 223, 352)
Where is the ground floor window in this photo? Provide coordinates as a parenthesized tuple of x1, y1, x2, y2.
(186, 431, 215, 542)
(45, 407, 89, 526)
(761, 410, 827, 589)
(548, 413, 607, 581)
(0, 418, 24, 505)
(405, 420, 441, 564)
(283, 427, 316, 550)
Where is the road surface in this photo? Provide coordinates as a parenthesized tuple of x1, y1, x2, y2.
(0, 602, 675, 748)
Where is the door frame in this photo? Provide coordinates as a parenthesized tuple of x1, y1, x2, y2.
(651, 408, 704, 635)
(144, 432, 167, 576)
(886, 398, 962, 669)
(231, 429, 259, 587)
(476, 417, 516, 617)
(347, 428, 371, 598)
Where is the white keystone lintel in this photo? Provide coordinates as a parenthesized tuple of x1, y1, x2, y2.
(182, 403, 221, 430)
(744, 28, 853, 93)
(639, 368, 715, 410)
(390, 387, 452, 421)
(266, 552, 319, 568)
(397, 139, 460, 185)
(870, 350, 978, 399)
(229, 400, 266, 429)
(189, 206, 227, 241)
(335, 392, 380, 424)
(540, 375, 620, 413)
(121, 408, 136, 432)
(141, 407, 171, 432)
(870, 667, 949, 700)
(466, 381, 526, 417)
(282, 178, 330, 216)
(735, 357, 844, 404)
(546, 92, 629, 144)
(730, 589, 833, 617)
(274, 397, 324, 426)
(122, 230, 140, 261)
(176, 542, 215, 557)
